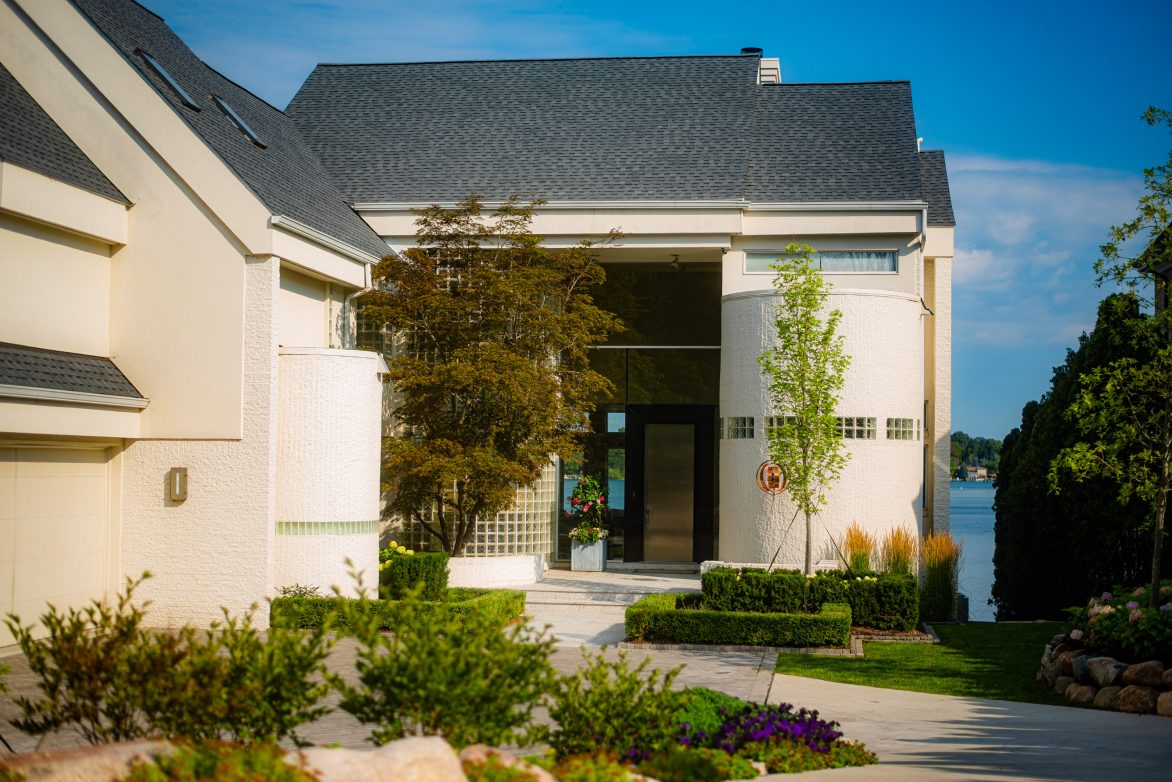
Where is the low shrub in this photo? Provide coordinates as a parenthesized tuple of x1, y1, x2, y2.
(626, 594, 851, 647)
(331, 585, 555, 748)
(543, 648, 685, 760)
(119, 742, 316, 782)
(680, 700, 842, 755)
(379, 549, 448, 601)
(808, 573, 918, 631)
(674, 687, 749, 740)
(636, 745, 758, 782)
(700, 568, 917, 631)
(5, 574, 334, 747)
(269, 587, 524, 631)
(921, 532, 962, 622)
(462, 755, 541, 782)
(741, 739, 878, 774)
(542, 753, 637, 782)
(1068, 581, 1172, 663)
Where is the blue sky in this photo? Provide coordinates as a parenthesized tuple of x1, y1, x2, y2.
(143, 0, 1172, 439)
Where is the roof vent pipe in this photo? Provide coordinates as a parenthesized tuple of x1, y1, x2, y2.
(740, 47, 764, 56)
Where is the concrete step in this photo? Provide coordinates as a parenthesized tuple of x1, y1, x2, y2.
(523, 591, 657, 606)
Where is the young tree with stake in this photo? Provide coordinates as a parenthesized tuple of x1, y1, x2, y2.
(758, 244, 851, 574)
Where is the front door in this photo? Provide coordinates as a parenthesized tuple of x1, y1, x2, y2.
(643, 424, 694, 560)
(624, 404, 716, 562)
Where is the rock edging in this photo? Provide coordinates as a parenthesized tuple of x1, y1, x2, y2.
(1037, 633, 1172, 716)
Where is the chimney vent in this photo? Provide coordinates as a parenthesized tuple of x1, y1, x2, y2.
(757, 57, 781, 85)
(740, 47, 764, 56)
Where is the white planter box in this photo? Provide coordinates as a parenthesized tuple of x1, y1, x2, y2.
(447, 553, 545, 587)
(571, 540, 607, 572)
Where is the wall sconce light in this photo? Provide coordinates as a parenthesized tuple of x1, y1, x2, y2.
(168, 467, 188, 502)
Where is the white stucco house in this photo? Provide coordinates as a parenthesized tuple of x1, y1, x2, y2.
(1, 0, 955, 633)
(0, 0, 386, 636)
(285, 50, 956, 569)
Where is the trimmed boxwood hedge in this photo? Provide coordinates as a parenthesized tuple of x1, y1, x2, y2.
(625, 593, 851, 647)
(380, 551, 449, 600)
(270, 587, 524, 631)
(701, 568, 918, 631)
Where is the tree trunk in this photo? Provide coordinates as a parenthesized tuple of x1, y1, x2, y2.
(804, 509, 814, 575)
(1150, 451, 1169, 608)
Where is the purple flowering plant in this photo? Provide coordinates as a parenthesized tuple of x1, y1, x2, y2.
(677, 701, 843, 755)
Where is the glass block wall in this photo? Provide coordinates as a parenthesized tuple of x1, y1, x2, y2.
(391, 461, 558, 556)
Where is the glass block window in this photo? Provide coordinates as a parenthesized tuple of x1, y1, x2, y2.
(886, 418, 918, 440)
(727, 416, 755, 439)
(765, 415, 797, 432)
(746, 250, 898, 274)
(837, 417, 877, 439)
(395, 460, 557, 556)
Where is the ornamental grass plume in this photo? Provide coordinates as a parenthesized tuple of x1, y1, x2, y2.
(842, 522, 875, 574)
(921, 531, 962, 622)
(880, 526, 917, 577)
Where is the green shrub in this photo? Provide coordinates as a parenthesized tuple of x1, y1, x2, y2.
(269, 588, 524, 632)
(700, 569, 807, 613)
(379, 551, 449, 601)
(637, 745, 758, 782)
(331, 586, 555, 748)
(5, 574, 335, 747)
(700, 567, 917, 631)
(1068, 581, 1172, 662)
(674, 688, 748, 738)
(119, 742, 317, 782)
(462, 755, 540, 782)
(544, 648, 685, 760)
(546, 754, 637, 782)
(741, 739, 878, 773)
(626, 595, 851, 647)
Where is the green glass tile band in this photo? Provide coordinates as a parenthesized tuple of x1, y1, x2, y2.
(276, 520, 379, 536)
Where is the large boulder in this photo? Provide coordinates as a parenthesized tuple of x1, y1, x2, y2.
(297, 737, 465, 782)
(1158, 691, 1172, 717)
(0, 740, 168, 782)
(1163, 668, 1172, 689)
(1053, 675, 1075, 694)
(1093, 686, 1122, 710)
(1114, 685, 1159, 714)
(1065, 683, 1098, 704)
(1087, 657, 1127, 688)
(1038, 660, 1061, 687)
(1122, 661, 1165, 688)
(1071, 655, 1096, 683)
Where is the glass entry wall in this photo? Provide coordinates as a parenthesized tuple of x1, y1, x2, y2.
(557, 264, 720, 562)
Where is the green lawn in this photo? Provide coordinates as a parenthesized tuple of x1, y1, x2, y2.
(773, 622, 1070, 705)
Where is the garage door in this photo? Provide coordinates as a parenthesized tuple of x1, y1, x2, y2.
(0, 447, 110, 646)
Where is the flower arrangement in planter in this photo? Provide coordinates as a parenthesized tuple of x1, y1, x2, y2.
(565, 476, 609, 571)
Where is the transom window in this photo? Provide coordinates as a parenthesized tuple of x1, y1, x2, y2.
(745, 250, 898, 274)
(886, 418, 919, 440)
(837, 417, 876, 439)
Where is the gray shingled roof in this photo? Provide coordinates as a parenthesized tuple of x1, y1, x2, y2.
(68, 0, 388, 259)
(919, 150, 955, 226)
(0, 62, 127, 203)
(0, 343, 143, 399)
(286, 57, 936, 208)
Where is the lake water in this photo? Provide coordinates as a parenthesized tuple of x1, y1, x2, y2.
(951, 480, 996, 621)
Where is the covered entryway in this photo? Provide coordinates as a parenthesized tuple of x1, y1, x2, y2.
(0, 446, 111, 645)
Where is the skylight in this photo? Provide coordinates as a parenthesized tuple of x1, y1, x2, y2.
(213, 96, 266, 148)
(136, 49, 200, 111)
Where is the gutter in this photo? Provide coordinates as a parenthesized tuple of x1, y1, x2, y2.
(270, 215, 382, 265)
(0, 384, 149, 409)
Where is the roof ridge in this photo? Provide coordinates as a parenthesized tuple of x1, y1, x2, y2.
(312, 53, 760, 68)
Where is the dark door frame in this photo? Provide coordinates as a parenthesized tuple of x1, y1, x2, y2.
(624, 404, 716, 562)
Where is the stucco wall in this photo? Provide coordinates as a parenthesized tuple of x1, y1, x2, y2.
(928, 256, 952, 533)
(718, 289, 924, 566)
(0, 212, 111, 357)
(274, 348, 382, 596)
(119, 256, 278, 627)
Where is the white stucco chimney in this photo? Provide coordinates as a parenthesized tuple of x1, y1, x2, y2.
(740, 47, 781, 85)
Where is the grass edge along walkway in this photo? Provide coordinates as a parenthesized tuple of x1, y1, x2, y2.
(774, 621, 1070, 706)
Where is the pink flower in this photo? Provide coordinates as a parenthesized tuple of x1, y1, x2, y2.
(1133, 587, 1145, 597)
(599, 496, 606, 503)
(1129, 608, 1143, 624)
(1102, 592, 1113, 600)
(1126, 601, 1139, 610)
(583, 502, 592, 511)
(1069, 629, 1084, 641)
